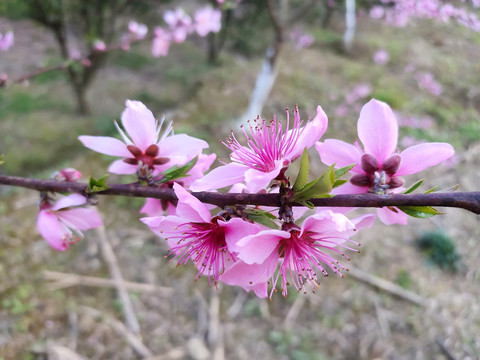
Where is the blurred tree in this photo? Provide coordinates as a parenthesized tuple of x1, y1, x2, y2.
(1, 0, 159, 115)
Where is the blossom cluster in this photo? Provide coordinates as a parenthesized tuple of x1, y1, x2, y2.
(37, 99, 454, 298)
(152, 7, 221, 57)
(370, 0, 480, 32)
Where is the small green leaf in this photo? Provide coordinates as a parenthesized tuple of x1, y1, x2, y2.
(294, 164, 335, 200)
(159, 156, 198, 184)
(397, 206, 443, 218)
(333, 179, 348, 188)
(244, 209, 278, 229)
(292, 148, 309, 191)
(424, 186, 438, 194)
(0, 154, 4, 166)
(403, 179, 424, 194)
(88, 175, 110, 192)
(334, 164, 355, 179)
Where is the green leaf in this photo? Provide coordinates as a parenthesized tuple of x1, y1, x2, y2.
(292, 148, 309, 191)
(0, 154, 4, 166)
(333, 179, 348, 188)
(334, 164, 355, 179)
(244, 209, 278, 229)
(397, 206, 443, 218)
(88, 175, 109, 192)
(403, 179, 424, 194)
(159, 156, 198, 184)
(293, 164, 335, 201)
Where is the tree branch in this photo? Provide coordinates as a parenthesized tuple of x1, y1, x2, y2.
(1, 175, 480, 214)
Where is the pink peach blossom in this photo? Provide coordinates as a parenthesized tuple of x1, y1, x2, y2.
(194, 7, 222, 37)
(191, 106, 328, 193)
(232, 211, 375, 297)
(37, 194, 103, 251)
(52, 168, 82, 182)
(152, 27, 171, 57)
(128, 21, 148, 39)
(141, 184, 261, 286)
(79, 100, 208, 175)
(164, 8, 193, 43)
(0, 31, 14, 51)
(316, 99, 455, 224)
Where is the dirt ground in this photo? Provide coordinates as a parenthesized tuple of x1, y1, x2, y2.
(1, 8, 480, 360)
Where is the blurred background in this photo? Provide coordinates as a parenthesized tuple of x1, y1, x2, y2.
(1, 1, 479, 359)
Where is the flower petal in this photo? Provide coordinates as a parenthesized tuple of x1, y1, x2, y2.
(108, 159, 138, 174)
(244, 160, 283, 193)
(302, 211, 355, 235)
(219, 217, 261, 251)
(121, 100, 158, 150)
(173, 183, 211, 222)
(316, 139, 363, 173)
(288, 105, 328, 161)
(140, 215, 185, 238)
(78, 136, 131, 157)
(236, 230, 289, 264)
(190, 163, 247, 192)
(357, 99, 398, 165)
(395, 142, 455, 176)
(376, 207, 408, 225)
(159, 134, 209, 158)
(56, 208, 103, 230)
(52, 194, 86, 211)
(37, 211, 68, 251)
(140, 198, 164, 216)
(181, 153, 217, 187)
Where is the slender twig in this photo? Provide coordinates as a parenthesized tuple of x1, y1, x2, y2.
(96, 227, 141, 335)
(80, 306, 153, 358)
(1, 175, 480, 214)
(44, 270, 173, 294)
(348, 266, 424, 306)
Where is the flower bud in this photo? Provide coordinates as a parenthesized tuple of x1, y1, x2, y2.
(383, 154, 401, 176)
(350, 174, 371, 187)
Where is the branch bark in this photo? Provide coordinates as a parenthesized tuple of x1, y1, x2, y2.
(1, 175, 480, 214)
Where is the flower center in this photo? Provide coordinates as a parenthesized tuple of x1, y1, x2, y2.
(123, 144, 169, 169)
(223, 106, 304, 172)
(350, 154, 404, 193)
(167, 217, 232, 286)
(274, 225, 354, 297)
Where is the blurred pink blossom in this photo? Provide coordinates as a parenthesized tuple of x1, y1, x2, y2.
(37, 194, 103, 251)
(128, 21, 148, 39)
(369, 6, 385, 19)
(164, 8, 193, 43)
(52, 168, 82, 182)
(373, 49, 390, 65)
(194, 7, 222, 37)
(0, 31, 14, 51)
(345, 83, 372, 105)
(152, 27, 171, 57)
(289, 29, 314, 49)
(93, 40, 106, 52)
(415, 72, 443, 96)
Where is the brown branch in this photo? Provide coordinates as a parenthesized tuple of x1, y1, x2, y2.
(1, 174, 480, 214)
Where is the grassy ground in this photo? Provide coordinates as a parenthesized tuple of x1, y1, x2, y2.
(1, 10, 480, 360)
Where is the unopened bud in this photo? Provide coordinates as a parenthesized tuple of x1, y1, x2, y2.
(361, 154, 379, 174)
(382, 154, 401, 175)
(350, 174, 371, 187)
(389, 176, 404, 188)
